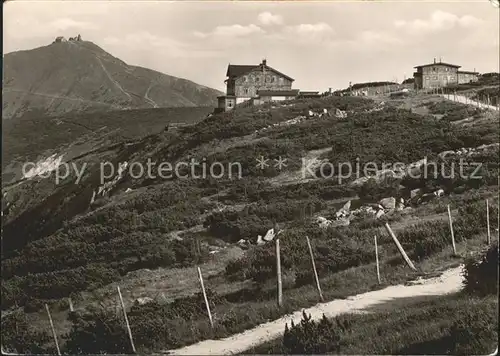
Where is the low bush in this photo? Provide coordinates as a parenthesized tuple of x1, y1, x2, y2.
(463, 242, 499, 296)
(282, 311, 350, 354)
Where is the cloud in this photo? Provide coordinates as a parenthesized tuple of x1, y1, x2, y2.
(394, 10, 483, 34)
(48, 18, 99, 31)
(282, 22, 335, 43)
(103, 31, 221, 58)
(194, 24, 264, 39)
(257, 12, 284, 26)
(357, 30, 402, 45)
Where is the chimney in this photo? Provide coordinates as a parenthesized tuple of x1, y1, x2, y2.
(433, 58, 436, 64)
(439, 57, 442, 63)
(262, 59, 267, 66)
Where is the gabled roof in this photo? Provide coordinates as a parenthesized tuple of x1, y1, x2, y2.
(414, 62, 461, 69)
(226, 65, 257, 78)
(226, 63, 294, 81)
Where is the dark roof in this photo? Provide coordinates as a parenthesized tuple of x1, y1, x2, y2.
(458, 70, 479, 75)
(257, 89, 299, 96)
(226, 65, 257, 78)
(414, 62, 461, 69)
(299, 91, 320, 95)
(226, 63, 294, 81)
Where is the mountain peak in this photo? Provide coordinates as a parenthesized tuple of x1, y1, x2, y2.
(3, 40, 222, 119)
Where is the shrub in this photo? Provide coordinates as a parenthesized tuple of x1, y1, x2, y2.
(64, 309, 132, 354)
(1, 310, 52, 354)
(448, 297, 498, 355)
(463, 242, 499, 296)
(282, 311, 351, 354)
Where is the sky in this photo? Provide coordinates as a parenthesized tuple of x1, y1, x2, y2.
(3, 0, 499, 92)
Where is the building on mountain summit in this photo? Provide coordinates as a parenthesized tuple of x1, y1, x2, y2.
(413, 58, 479, 89)
(216, 59, 298, 112)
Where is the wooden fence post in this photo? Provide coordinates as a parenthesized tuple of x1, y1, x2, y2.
(486, 199, 491, 245)
(117, 286, 136, 353)
(45, 304, 61, 356)
(68, 297, 74, 312)
(447, 205, 457, 255)
(197, 267, 214, 328)
(384, 223, 417, 271)
(305, 236, 324, 301)
(374, 235, 381, 284)
(276, 238, 283, 308)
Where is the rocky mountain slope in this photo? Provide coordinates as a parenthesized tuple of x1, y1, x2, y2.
(2, 39, 222, 119)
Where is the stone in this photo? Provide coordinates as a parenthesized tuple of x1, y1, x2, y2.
(135, 297, 154, 306)
(379, 197, 396, 210)
(263, 228, 275, 242)
(256, 235, 265, 245)
(433, 189, 445, 197)
(396, 198, 405, 211)
(375, 210, 385, 219)
(410, 188, 422, 199)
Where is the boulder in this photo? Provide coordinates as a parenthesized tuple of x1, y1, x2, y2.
(256, 235, 265, 245)
(396, 198, 405, 211)
(379, 197, 396, 210)
(316, 216, 332, 229)
(410, 188, 422, 199)
(135, 297, 154, 306)
(433, 189, 445, 197)
(263, 228, 275, 242)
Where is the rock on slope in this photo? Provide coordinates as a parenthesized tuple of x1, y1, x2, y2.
(2, 40, 223, 119)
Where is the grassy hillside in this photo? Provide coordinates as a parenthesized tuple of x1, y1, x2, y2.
(1, 90, 498, 354)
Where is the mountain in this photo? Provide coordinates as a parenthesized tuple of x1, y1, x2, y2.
(2, 39, 223, 119)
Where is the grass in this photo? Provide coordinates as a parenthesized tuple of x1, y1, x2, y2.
(246, 292, 498, 355)
(2, 90, 499, 353)
(246, 241, 499, 355)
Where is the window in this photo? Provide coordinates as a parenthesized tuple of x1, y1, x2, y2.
(255, 77, 260, 82)
(271, 76, 275, 83)
(433, 76, 438, 80)
(228, 102, 232, 108)
(244, 88, 248, 95)
(242, 76, 247, 82)
(445, 67, 449, 72)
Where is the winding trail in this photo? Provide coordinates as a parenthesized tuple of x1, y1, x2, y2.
(164, 265, 464, 355)
(2, 88, 121, 109)
(145, 81, 159, 108)
(96, 57, 132, 102)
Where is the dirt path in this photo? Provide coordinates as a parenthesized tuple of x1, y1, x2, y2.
(3, 88, 121, 109)
(96, 57, 132, 102)
(145, 81, 159, 108)
(164, 265, 464, 355)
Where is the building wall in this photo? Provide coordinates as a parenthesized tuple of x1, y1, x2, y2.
(224, 97, 236, 111)
(232, 68, 293, 98)
(236, 97, 252, 104)
(417, 65, 459, 89)
(458, 73, 479, 84)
